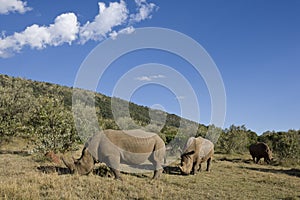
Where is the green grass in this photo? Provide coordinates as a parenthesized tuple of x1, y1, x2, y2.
(0, 141, 299, 200)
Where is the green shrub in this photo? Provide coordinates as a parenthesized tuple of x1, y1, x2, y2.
(31, 97, 78, 153)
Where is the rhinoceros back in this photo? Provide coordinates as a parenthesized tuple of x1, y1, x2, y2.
(183, 136, 214, 161)
(85, 129, 165, 165)
(196, 137, 214, 160)
(249, 142, 270, 157)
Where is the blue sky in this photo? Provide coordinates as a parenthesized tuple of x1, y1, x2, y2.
(0, 0, 299, 134)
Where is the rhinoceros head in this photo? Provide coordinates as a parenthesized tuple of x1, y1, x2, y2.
(266, 148, 273, 164)
(62, 148, 94, 175)
(179, 151, 195, 175)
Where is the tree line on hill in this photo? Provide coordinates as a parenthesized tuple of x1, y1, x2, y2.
(0, 74, 299, 166)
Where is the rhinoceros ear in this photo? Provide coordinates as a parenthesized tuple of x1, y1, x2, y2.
(187, 150, 195, 155)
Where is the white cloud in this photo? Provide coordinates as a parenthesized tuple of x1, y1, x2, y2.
(0, 0, 32, 14)
(135, 74, 166, 81)
(49, 13, 80, 46)
(0, 13, 79, 57)
(0, 0, 157, 58)
(79, 1, 128, 43)
(130, 0, 157, 23)
(109, 26, 135, 40)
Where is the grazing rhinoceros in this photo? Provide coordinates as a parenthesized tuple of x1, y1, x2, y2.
(62, 129, 166, 180)
(179, 136, 214, 175)
(249, 142, 273, 164)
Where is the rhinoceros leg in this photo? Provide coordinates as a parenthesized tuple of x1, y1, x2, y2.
(264, 156, 270, 164)
(256, 157, 261, 164)
(251, 155, 256, 163)
(105, 156, 122, 180)
(150, 156, 163, 179)
(110, 167, 122, 181)
(206, 157, 211, 171)
(192, 159, 202, 175)
(148, 149, 164, 179)
(198, 163, 202, 173)
(191, 164, 196, 175)
(153, 168, 163, 179)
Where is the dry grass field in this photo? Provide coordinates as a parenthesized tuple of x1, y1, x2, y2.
(0, 139, 299, 200)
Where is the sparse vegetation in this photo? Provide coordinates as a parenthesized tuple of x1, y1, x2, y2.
(259, 130, 300, 166)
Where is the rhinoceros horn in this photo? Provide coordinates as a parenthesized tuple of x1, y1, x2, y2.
(179, 166, 183, 172)
(61, 156, 76, 174)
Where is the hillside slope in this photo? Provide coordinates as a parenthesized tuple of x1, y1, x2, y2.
(0, 74, 203, 151)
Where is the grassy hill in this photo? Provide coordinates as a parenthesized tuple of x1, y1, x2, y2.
(0, 74, 299, 165)
(0, 74, 299, 199)
(0, 74, 201, 146)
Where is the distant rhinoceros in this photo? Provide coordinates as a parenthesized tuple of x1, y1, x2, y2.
(62, 129, 166, 180)
(179, 136, 214, 175)
(249, 142, 273, 164)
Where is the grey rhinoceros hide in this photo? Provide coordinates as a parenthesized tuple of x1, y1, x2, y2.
(198, 139, 214, 160)
(84, 129, 166, 172)
(180, 136, 214, 174)
(184, 137, 214, 160)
